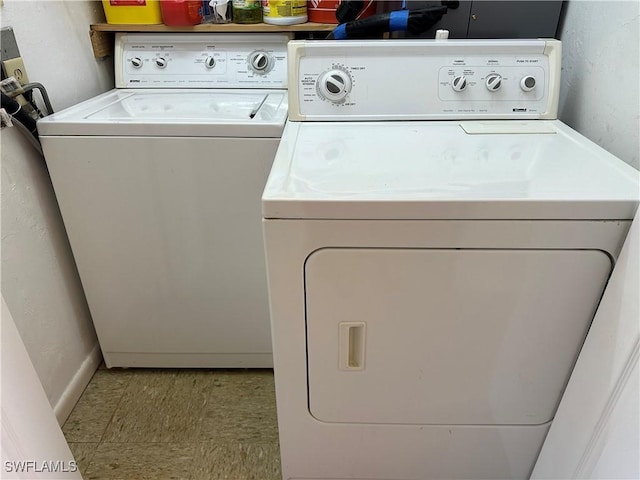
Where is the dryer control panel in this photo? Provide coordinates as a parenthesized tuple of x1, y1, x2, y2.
(289, 39, 561, 121)
(116, 33, 289, 89)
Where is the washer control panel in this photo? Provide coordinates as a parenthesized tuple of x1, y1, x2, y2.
(438, 66, 546, 100)
(289, 39, 561, 120)
(116, 33, 288, 88)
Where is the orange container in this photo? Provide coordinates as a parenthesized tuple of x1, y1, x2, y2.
(307, 0, 376, 24)
(102, 0, 163, 24)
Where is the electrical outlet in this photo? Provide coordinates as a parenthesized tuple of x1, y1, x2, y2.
(2, 57, 29, 84)
(1, 27, 29, 84)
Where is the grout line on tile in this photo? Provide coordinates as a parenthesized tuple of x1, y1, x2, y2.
(80, 444, 98, 476)
(97, 369, 134, 444)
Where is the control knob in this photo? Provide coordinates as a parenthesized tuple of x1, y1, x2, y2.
(451, 75, 467, 92)
(317, 69, 352, 103)
(520, 75, 536, 91)
(130, 57, 143, 69)
(155, 57, 168, 69)
(485, 73, 502, 91)
(205, 56, 216, 69)
(248, 51, 273, 74)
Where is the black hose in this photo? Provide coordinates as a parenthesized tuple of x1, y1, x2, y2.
(407, 7, 449, 35)
(24, 82, 55, 115)
(336, 0, 365, 23)
(328, 6, 448, 40)
(1, 91, 39, 140)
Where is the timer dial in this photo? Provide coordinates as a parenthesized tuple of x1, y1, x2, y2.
(318, 69, 352, 103)
(451, 75, 467, 92)
(248, 51, 273, 74)
(485, 73, 502, 91)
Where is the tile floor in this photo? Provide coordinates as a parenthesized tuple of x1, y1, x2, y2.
(63, 367, 280, 480)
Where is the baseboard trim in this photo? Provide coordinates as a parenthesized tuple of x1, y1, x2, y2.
(53, 343, 102, 426)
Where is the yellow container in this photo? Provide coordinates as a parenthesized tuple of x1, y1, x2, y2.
(263, 0, 307, 25)
(102, 0, 163, 24)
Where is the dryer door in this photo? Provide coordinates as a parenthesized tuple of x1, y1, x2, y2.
(305, 248, 611, 425)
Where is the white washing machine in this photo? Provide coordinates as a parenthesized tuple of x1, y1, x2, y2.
(38, 33, 289, 368)
(262, 39, 640, 479)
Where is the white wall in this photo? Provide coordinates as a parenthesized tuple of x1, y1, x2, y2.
(1, 0, 114, 109)
(1, 0, 113, 423)
(558, 0, 639, 169)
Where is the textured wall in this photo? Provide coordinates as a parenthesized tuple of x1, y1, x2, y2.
(558, 1, 639, 169)
(1, 0, 113, 422)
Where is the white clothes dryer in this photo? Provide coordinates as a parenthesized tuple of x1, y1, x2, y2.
(38, 33, 289, 368)
(262, 39, 640, 479)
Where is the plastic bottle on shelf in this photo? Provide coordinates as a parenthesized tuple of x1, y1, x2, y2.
(160, 0, 203, 25)
(208, 0, 233, 22)
(232, 0, 262, 23)
(262, 0, 307, 25)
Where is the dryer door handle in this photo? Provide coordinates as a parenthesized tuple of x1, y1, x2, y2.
(339, 322, 366, 371)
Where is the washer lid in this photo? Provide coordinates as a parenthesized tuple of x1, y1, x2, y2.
(262, 120, 639, 220)
(37, 88, 288, 137)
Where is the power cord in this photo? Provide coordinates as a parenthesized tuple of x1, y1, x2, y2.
(0, 76, 54, 154)
(1, 90, 43, 154)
